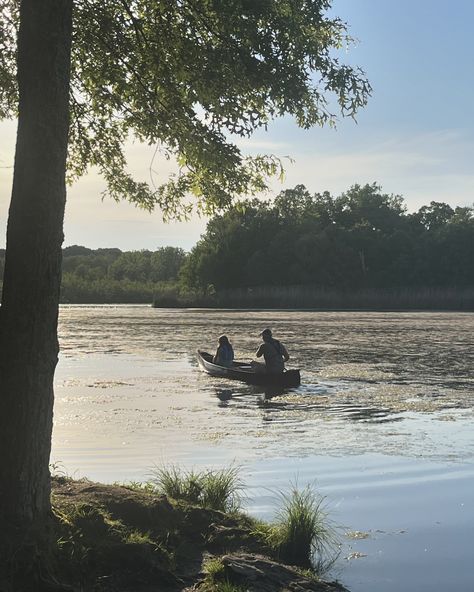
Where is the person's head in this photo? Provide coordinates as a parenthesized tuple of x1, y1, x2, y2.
(261, 328, 272, 342)
(218, 334, 230, 346)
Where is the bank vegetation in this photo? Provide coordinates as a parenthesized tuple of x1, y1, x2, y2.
(1, 183, 473, 310)
(3, 470, 343, 592)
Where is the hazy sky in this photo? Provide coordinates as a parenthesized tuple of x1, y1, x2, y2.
(1, 0, 473, 251)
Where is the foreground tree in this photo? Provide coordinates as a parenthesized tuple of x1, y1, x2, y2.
(0, 0, 370, 555)
(0, 0, 73, 531)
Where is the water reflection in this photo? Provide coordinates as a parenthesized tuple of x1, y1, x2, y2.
(214, 384, 286, 402)
(213, 384, 400, 424)
(215, 388, 233, 402)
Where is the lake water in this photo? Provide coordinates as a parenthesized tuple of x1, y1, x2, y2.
(53, 306, 474, 592)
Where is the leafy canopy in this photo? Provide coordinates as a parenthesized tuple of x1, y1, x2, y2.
(181, 184, 474, 290)
(0, 0, 371, 218)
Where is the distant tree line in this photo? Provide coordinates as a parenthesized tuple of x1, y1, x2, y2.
(180, 183, 474, 294)
(0, 246, 186, 303)
(1, 183, 473, 306)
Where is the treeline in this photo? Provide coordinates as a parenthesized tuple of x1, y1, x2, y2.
(0, 245, 186, 303)
(174, 183, 474, 308)
(1, 183, 473, 308)
(60, 245, 186, 303)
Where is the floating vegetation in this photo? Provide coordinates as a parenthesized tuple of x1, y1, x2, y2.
(86, 380, 134, 388)
(346, 551, 368, 560)
(346, 530, 371, 540)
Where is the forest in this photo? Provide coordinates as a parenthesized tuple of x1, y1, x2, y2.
(182, 183, 474, 289)
(1, 183, 473, 307)
(0, 245, 185, 303)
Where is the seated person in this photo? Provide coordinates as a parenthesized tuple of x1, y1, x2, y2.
(213, 335, 234, 367)
(255, 328, 290, 373)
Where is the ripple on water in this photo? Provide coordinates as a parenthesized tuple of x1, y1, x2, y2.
(52, 306, 474, 592)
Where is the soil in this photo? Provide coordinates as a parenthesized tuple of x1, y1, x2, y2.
(45, 477, 348, 592)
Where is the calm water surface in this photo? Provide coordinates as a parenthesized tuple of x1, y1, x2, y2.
(53, 306, 474, 592)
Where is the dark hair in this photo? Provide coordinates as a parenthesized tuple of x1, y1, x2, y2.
(218, 335, 230, 345)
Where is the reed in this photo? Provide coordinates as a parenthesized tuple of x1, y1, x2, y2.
(153, 284, 474, 310)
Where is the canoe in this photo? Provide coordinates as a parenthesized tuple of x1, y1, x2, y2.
(197, 350, 301, 388)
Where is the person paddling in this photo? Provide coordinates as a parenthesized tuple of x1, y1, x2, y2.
(255, 328, 289, 373)
(213, 335, 234, 367)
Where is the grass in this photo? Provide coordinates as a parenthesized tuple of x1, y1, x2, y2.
(151, 465, 242, 513)
(150, 467, 338, 572)
(252, 484, 339, 572)
(118, 480, 157, 494)
(6, 475, 341, 592)
(125, 529, 155, 546)
(53, 501, 172, 570)
(203, 557, 226, 578)
(55, 468, 338, 583)
(201, 557, 246, 592)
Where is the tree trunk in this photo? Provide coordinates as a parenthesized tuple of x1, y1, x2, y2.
(0, 0, 72, 528)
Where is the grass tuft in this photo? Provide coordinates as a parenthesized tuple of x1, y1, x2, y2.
(151, 465, 242, 512)
(200, 468, 242, 513)
(252, 484, 339, 573)
(203, 557, 225, 578)
(201, 557, 246, 592)
(125, 530, 154, 546)
(119, 480, 157, 494)
(279, 485, 339, 571)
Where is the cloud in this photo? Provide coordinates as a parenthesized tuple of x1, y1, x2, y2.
(266, 129, 474, 210)
(235, 137, 290, 152)
(1, 122, 473, 250)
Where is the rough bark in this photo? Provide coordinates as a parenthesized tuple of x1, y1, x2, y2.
(0, 0, 73, 527)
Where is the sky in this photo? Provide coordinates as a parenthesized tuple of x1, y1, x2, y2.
(1, 0, 473, 251)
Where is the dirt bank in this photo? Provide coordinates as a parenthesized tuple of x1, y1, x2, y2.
(47, 476, 346, 592)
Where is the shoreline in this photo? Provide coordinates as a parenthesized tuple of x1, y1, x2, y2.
(51, 306, 474, 592)
(39, 476, 345, 592)
(57, 302, 474, 313)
